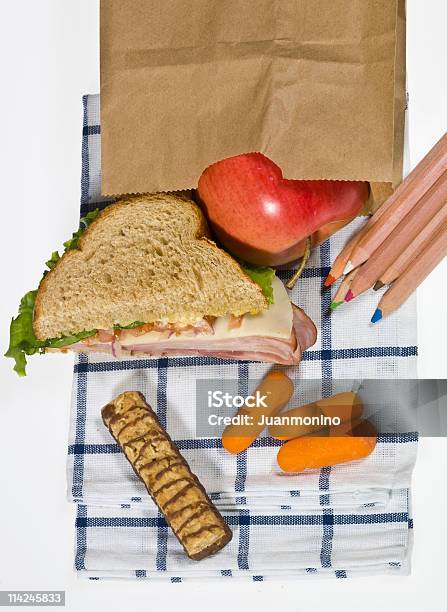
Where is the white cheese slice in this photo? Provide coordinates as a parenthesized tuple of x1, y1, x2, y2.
(120, 277, 293, 347)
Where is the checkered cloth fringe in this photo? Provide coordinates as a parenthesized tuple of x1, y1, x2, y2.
(68, 94, 418, 580)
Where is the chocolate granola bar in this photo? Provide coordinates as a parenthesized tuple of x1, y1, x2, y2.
(102, 391, 232, 560)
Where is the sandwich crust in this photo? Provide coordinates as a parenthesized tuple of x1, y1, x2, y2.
(33, 193, 267, 340)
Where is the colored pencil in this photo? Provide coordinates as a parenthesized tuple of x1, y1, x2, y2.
(324, 223, 368, 286)
(374, 201, 447, 289)
(345, 170, 447, 302)
(330, 268, 360, 310)
(371, 226, 447, 323)
(343, 132, 447, 274)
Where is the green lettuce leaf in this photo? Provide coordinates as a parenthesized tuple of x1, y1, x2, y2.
(6, 209, 101, 375)
(240, 262, 275, 304)
(44, 329, 97, 349)
(5, 291, 41, 376)
(5, 289, 96, 376)
(114, 321, 145, 330)
(63, 209, 100, 251)
(45, 251, 61, 271)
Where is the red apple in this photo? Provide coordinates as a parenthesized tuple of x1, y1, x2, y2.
(197, 153, 369, 266)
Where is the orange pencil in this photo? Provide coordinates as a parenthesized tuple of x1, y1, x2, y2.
(324, 223, 368, 287)
(375, 202, 447, 288)
(345, 171, 447, 301)
(344, 132, 447, 274)
(371, 226, 447, 322)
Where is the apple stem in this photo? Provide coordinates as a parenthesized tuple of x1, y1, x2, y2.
(285, 236, 312, 289)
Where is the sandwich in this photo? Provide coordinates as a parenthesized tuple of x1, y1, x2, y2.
(6, 193, 317, 375)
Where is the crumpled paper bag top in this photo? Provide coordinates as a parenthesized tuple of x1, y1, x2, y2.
(100, 0, 406, 202)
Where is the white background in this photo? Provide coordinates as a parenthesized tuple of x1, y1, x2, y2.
(0, 1, 446, 610)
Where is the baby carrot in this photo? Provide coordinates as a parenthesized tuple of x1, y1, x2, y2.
(277, 421, 377, 473)
(269, 401, 322, 440)
(329, 418, 377, 438)
(222, 371, 294, 454)
(319, 392, 363, 422)
(269, 392, 363, 440)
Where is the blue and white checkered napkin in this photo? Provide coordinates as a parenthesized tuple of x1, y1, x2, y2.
(68, 94, 418, 580)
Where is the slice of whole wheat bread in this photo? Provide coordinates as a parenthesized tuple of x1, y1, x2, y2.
(33, 193, 268, 340)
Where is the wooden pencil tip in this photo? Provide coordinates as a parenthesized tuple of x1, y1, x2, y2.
(324, 274, 336, 287)
(373, 281, 384, 291)
(344, 289, 354, 302)
(343, 261, 354, 275)
(371, 308, 383, 324)
(330, 301, 343, 311)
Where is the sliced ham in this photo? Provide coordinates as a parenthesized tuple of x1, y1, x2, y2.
(64, 342, 112, 354)
(291, 305, 318, 353)
(63, 304, 317, 366)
